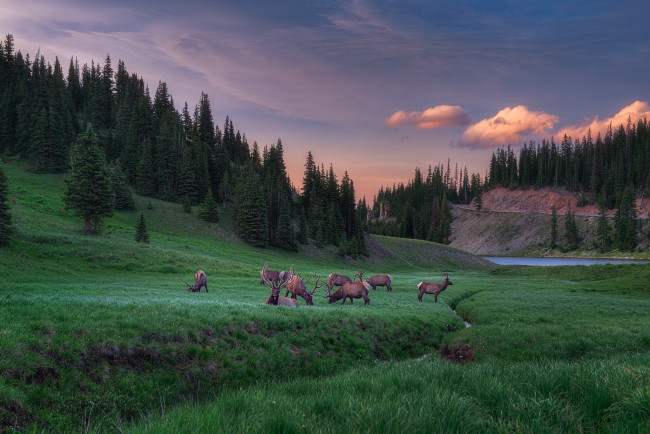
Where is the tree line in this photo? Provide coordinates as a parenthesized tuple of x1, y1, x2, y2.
(0, 34, 366, 254)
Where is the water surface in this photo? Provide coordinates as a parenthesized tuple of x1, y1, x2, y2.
(482, 257, 649, 266)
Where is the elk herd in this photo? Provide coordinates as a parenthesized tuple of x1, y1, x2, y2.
(183, 264, 453, 307)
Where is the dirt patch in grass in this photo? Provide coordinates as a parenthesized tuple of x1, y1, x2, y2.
(440, 343, 476, 363)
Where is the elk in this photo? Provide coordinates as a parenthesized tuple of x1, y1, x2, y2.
(262, 262, 299, 307)
(182, 270, 208, 292)
(366, 274, 393, 292)
(417, 273, 452, 302)
(284, 266, 322, 305)
(260, 268, 282, 286)
(322, 279, 371, 305)
(328, 273, 352, 287)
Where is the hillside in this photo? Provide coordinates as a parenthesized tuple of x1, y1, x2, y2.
(451, 187, 650, 256)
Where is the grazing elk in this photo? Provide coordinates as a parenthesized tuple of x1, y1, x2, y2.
(284, 266, 323, 305)
(262, 262, 299, 307)
(417, 273, 453, 302)
(328, 273, 352, 287)
(260, 267, 282, 286)
(323, 279, 371, 305)
(182, 270, 208, 292)
(366, 274, 393, 292)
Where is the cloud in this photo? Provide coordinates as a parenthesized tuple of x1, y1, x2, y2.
(385, 105, 472, 129)
(458, 105, 558, 149)
(555, 100, 650, 140)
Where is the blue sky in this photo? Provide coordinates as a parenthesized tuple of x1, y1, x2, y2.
(2, 0, 649, 199)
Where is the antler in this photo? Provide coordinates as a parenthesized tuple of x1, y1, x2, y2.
(322, 279, 335, 297)
(354, 270, 365, 281)
(180, 278, 193, 291)
(309, 275, 323, 296)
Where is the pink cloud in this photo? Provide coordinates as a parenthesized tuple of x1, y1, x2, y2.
(555, 100, 650, 140)
(458, 105, 558, 149)
(385, 105, 472, 129)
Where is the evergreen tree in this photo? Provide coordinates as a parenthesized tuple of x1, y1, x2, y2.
(237, 167, 268, 247)
(219, 171, 231, 209)
(136, 138, 156, 196)
(198, 188, 220, 223)
(596, 193, 611, 253)
(0, 164, 12, 246)
(297, 206, 308, 244)
(564, 202, 579, 250)
(614, 184, 638, 251)
(135, 212, 149, 243)
(63, 127, 114, 233)
(275, 197, 298, 251)
(110, 162, 135, 210)
(550, 205, 558, 248)
(182, 195, 192, 213)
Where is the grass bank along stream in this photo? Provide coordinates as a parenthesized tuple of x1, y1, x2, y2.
(1, 160, 649, 432)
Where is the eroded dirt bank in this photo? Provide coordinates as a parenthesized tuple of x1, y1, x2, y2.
(450, 187, 649, 255)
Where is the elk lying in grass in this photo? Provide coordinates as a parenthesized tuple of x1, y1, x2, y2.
(284, 266, 323, 305)
(182, 270, 208, 292)
(328, 273, 352, 287)
(323, 279, 371, 305)
(417, 273, 452, 302)
(366, 274, 393, 292)
(262, 262, 299, 307)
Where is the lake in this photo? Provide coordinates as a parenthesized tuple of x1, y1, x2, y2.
(482, 256, 649, 266)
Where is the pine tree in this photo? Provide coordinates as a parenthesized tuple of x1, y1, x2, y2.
(198, 188, 220, 223)
(550, 205, 558, 248)
(297, 206, 308, 244)
(182, 195, 192, 213)
(564, 202, 579, 250)
(110, 162, 135, 210)
(135, 212, 149, 243)
(219, 171, 231, 209)
(136, 138, 155, 196)
(63, 127, 114, 233)
(0, 164, 12, 246)
(275, 197, 298, 251)
(615, 184, 638, 251)
(596, 193, 610, 253)
(237, 167, 268, 247)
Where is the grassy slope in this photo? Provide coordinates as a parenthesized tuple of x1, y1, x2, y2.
(1, 160, 649, 432)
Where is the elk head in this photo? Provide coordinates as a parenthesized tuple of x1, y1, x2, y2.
(262, 262, 297, 306)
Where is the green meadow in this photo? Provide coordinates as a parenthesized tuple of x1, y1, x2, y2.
(1, 160, 649, 433)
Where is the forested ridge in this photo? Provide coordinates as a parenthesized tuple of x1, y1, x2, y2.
(0, 34, 367, 255)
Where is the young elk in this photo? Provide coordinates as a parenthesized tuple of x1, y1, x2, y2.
(262, 262, 299, 307)
(417, 273, 453, 302)
(182, 270, 208, 292)
(284, 266, 323, 305)
(322, 279, 371, 305)
(366, 274, 393, 292)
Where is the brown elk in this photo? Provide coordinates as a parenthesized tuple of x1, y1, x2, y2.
(260, 268, 282, 286)
(322, 279, 371, 305)
(182, 270, 208, 292)
(284, 266, 322, 305)
(366, 274, 393, 292)
(328, 273, 352, 287)
(262, 262, 299, 307)
(417, 273, 452, 302)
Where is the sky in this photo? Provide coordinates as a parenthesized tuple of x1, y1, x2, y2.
(2, 0, 650, 200)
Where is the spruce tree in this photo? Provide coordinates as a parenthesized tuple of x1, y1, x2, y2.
(63, 127, 114, 233)
(135, 212, 149, 243)
(0, 164, 12, 246)
(564, 202, 579, 250)
(596, 194, 610, 253)
(275, 197, 298, 251)
(110, 163, 135, 210)
(182, 195, 192, 213)
(550, 205, 558, 248)
(136, 138, 155, 196)
(219, 171, 231, 209)
(615, 184, 638, 251)
(198, 188, 220, 223)
(237, 167, 268, 247)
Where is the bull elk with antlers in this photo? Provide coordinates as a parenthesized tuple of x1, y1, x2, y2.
(417, 273, 452, 302)
(262, 263, 299, 307)
(328, 273, 352, 287)
(260, 267, 282, 286)
(323, 278, 371, 305)
(284, 265, 323, 305)
(182, 270, 208, 292)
